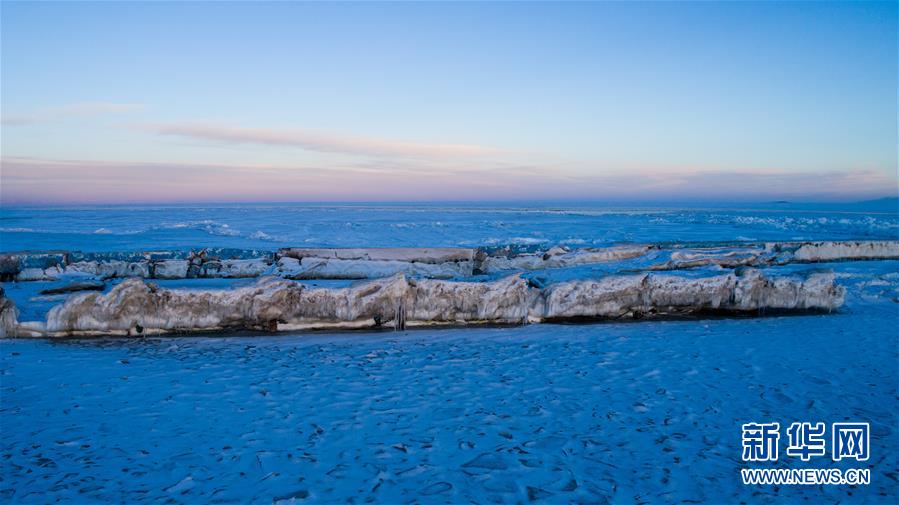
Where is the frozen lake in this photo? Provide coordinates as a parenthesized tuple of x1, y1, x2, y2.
(1, 203, 897, 503)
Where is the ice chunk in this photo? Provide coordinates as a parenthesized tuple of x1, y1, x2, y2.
(28, 269, 845, 337)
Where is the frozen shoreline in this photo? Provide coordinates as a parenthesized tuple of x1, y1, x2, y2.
(3, 240, 896, 338)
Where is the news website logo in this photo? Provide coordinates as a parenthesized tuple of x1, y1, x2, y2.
(740, 421, 871, 486)
(832, 423, 870, 462)
(786, 422, 826, 461)
(741, 422, 780, 462)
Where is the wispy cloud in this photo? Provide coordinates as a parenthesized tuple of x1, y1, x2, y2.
(2, 156, 894, 205)
(147, 122, 498, 159)
(47, 102, 145, 116)
(0, 116, 37, 126)
(1, 102, 145, 125)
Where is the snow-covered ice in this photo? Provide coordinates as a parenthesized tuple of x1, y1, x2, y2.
(1, 203, 897, 503)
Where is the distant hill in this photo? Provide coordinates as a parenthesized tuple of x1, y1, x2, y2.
(851, 197, 899, 213)
(750, 196, 898, 213)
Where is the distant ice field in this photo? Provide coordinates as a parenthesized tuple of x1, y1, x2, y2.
(2, 202, 897, 252)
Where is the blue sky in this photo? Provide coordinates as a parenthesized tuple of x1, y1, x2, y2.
(1, 1, 896, 204)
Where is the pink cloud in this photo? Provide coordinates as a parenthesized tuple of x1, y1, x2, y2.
(1, 157, 895, 205)
(148, 122, 498, 159)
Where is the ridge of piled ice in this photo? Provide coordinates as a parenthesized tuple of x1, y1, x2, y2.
(2, 241, 896, 282)
(650, 240, 899, 271)
(792, 240, 899, 262)
(537, 269, 843, 319)
(14, 269, 843, 337)
(480, 245, 653, 272)
(275, 256, 471, 280)
(279, 247, 476, 264)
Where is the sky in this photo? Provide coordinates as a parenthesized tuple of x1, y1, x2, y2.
(1, 1, 897, 205)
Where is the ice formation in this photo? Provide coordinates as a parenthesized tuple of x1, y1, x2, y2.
(649, 240, 899, 271)
(3, 240, 886, 337)
(479, 245, 653, 272)
(0, 287, 17, 338)
(538, 269, 843, 319)
(2, 241, 895, 282)
(791, 240, 899, 262)
(0, 269, 844, 337)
